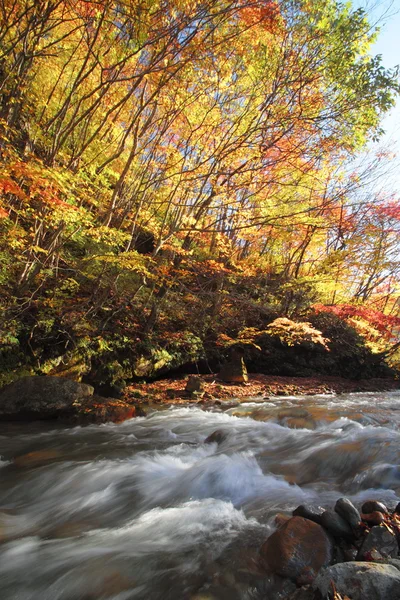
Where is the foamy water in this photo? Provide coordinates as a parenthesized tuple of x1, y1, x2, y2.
(1, 391, 400, 599)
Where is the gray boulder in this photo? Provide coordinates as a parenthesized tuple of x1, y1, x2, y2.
(357, 526, 399, 561)
(313, 562, 400, 600)
(0, 376, 94, 420)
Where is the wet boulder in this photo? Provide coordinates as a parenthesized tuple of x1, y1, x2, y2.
(313, 562, 400, 600)
(260, 516, 333, 583)
(357, 526, 399, 561)
(0, 376, 94, 420)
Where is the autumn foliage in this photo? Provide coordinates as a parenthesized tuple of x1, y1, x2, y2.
(0, 0, 399, 386)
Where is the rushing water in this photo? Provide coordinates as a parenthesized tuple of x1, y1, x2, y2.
(1, 391, 400, 600)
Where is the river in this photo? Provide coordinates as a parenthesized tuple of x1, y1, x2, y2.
(1, 390, 400, 599)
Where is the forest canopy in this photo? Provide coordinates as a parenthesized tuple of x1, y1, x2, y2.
(0, 0, 399, 387)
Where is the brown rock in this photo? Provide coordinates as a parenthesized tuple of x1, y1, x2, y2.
(219, 348, 248, 383)
(361, 511, 385, 526)
(260, 516, 333, 582)
(185, 376, 205, 394)
(68, 397, 136, 425)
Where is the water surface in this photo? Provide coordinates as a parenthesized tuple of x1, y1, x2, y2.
(1, 391, 400, 599)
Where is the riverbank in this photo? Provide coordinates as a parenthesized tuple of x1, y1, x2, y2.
(124, 373, 400, 408)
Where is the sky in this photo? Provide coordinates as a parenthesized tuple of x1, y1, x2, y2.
(361, 0, 400, 192)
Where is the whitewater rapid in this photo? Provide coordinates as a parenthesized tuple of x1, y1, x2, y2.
(1, 391, 400, 599)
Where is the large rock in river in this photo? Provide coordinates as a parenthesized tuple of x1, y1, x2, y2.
(0, 376, 136, 424)
(260, 516, 333, 584)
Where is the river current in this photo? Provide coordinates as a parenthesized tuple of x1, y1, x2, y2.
(1, 391, 400, 599)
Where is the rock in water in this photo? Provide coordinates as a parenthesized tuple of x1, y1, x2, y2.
(260, 516, 333, 583)
(292, 505, 324, 526)
(204, 429, 227, 444)
(313, 562, 400, 600)
(361, 500, 389, 515)
(357, 526, 399, 561)
(219, 348, 248, 383)
(335, 497, 361, 529)
(0, 376, 94, 420)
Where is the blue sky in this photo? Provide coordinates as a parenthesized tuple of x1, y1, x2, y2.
(361, 0, 400, 191)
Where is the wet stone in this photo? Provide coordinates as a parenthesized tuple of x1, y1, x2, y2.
(362, 500, 389, 515)
(361, 511, 385, 526)
(292, 504, 324, 526)
(357, 526, 399, 561)
(260, 516, 333, 582)
(313, 562, 400, 600)
(13, 449, 61, 467)
(204, 430, 228, 444)
(320, 510, 353, 539)
(335, 497, 361, 529)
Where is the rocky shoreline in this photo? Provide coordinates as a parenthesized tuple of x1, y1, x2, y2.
(0, 374, 399, 424)
(254, 496, 400, 600)
(125, 373, 400, 412)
